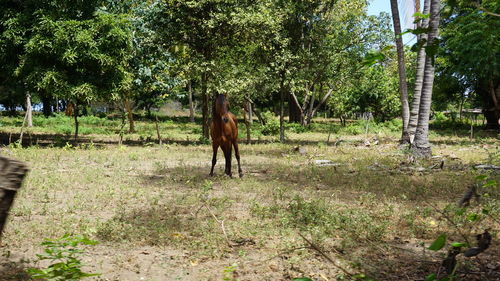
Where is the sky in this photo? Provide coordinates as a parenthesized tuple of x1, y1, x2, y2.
(367, 0, 417, 45)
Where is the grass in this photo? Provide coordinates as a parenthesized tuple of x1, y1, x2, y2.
(0, 114, 499, 280)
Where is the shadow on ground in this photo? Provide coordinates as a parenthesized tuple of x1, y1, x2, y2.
(0, 259, 30, 281)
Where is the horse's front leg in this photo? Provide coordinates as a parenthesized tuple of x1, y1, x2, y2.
(222, 142, 233, 178)
(210, 143, 219, 176)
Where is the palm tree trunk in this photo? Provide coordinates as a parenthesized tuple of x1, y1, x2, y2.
(408, 0, 431, 142)
(390, 0, 411, 143)
(412, 0, 441, 157)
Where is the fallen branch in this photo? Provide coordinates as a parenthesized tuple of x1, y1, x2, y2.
(298, 232, 354, 277)
(204, 204, 233, 247)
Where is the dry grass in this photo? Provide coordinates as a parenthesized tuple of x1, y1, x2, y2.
(0, 131, 498, 280)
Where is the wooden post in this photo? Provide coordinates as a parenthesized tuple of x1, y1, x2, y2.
(0, 156, 28, 238)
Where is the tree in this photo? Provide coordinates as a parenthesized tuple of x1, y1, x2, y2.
(12, 1, 133, 138)
(437, 0, 499, 129)
(155, 1, 242, 139)
(390, 0, 410, 142)
(412, 0, 441, 156)
(408, 0, 431, 140)
(107, 0, 177, 132)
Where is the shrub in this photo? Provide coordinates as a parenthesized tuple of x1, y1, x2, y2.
(261, 119, 280, 136)
(27, 235, 100, 281)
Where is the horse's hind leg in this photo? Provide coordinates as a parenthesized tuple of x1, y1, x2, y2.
(233, 141, 243, 178)
(210, 143, 219, 176)
(222, 142, 233, 178)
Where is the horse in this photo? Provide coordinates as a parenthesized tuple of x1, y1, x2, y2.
(210, 94, 243, 178)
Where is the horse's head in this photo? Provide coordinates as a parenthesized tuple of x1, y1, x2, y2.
(214, 94, 229, 122)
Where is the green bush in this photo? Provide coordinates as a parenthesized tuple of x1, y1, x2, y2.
(286, 123, 310, 133)
(344, 123, 364, 135)
(433, 111, 448, 122)
(261, 119, 280, 136)
(27, 235, 100, 281)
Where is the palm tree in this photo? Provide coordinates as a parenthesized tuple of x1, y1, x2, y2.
(412, 0, 441, 157)
(407, 0, 431, 142)
(390, 0, 410, 143)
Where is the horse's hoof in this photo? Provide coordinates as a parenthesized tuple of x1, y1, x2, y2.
(209, 173, 214, 177)
(239, 173, 243, 178)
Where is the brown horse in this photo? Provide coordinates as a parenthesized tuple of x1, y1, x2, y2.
(210, 94, 243, 178)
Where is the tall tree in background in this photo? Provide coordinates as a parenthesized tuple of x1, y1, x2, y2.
(438, 0, 499, 129)
(389, 0, 410, 142)
(412, 0, 441, 156)
(156, 1, 242, 139)
(10, 0, 133, 138)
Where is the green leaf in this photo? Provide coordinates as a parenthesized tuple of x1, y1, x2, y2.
(293, 278, 312, 281)
(475, 175, 488, 181)
(424, 39, 440, 58)
(428, 234, 446, 251)
(425, 274, 437, 281)
(483, 180, 497, 188)
(413, 12, 430, 19)
(410, 27, 431, 35)
(451, 242, 467, 248)
(467, 213, 480, 222)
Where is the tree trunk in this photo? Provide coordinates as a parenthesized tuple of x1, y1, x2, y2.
(279, 79, 285, 143)
(459, 95, 465, 121)
(288, 93, 302, 123)
(412, 0, 440, 157)
(408, 0, 431, 142)
(305, 88, 333, 125)
(305, 94, 315, 125)
(74, 102, 79, 140)
(0, 156, 28, 238)
(188, 80, 195, 123)
(247, 100, 253, 125)
(390, 0, 410, 143)
(483, 109, 499, 130)
(201, 72, 210, 139)
(125, 98, 135, 133)
(253, 106, 265, 125)
(26, 93, 32, 127)
(155, 114, 162, 145)
(488, 79, 500, 128)
(244, 103, 251, 144)
(41, 95, 52, 117)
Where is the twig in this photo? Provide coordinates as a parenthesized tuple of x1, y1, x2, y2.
(204, 204, 233, 247)
(298, 232, 354, 277)
(472, 2, 500, 17)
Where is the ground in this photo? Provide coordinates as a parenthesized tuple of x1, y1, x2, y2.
(0, 116, 499, 281)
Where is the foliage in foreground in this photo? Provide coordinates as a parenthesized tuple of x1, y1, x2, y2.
(27, 235, 100, 281)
